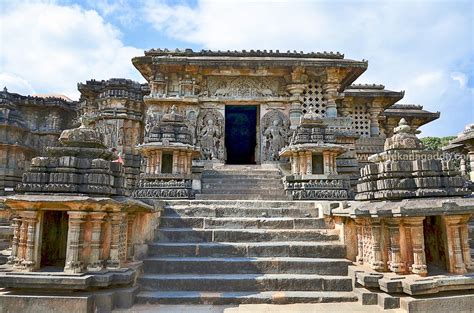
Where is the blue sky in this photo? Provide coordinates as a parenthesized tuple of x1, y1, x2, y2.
(0, 0, 473, 137)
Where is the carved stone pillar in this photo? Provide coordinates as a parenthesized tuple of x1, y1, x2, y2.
(368, 104, 382, 137)
(179, 151, 186, 175)
(292, 152, 299, 175)
(172, 151, 179, 174)
(286, 84, 306, 129)
(386, 218, 404, 274)
(323, 151, 330, 174)
(155, 151, 162, 174)
(459, 158, 466, 177)
(16, 216, 28, 268)
(149, 151, 156, 175)
(355, 218, 364, 265)
(468, 152, 474, 182)
(87, 212, 106, 271)
(299, 151, 307, 175)
(331, 152, 338, 174)
(443, 215, 470, 274)
(145, 153, 151, 175)
(64, 211, 87, 274)
(405, 217, 427, 276)
(107, 212, 123, 269)
(22, 211, 39, 271)
(369, 218, 385, 271)
(185, 152, 192, 175)
(330, 152, 336, 174)
(7, 217, 21, 265)
(126, 213, 136, 261)
(459, 216, 473, 270)
(305, 151, 312, 175)
(323, 68, 344, 118)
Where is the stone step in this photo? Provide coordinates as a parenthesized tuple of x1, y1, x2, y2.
(200, 189, 285, 195)
(202, 181, 284, 192)
(164, 200, 316, 210)
(195, 194, 289, 200)
(136, 290, 358, 305)
(163, 206, 318, 218)
(159, 216, 329, 229)
(202, 171, 282, 177)
(155, 228, 339, 243)
(138, 273, 353, 292)
(148, 242, 346, 258)
(202, 177, 283, 183)
(142, 257, 350, 275)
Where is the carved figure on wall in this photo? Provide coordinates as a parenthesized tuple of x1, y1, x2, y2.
(186, 110, 198, 144)
(197, 109, 224, 161)
(261, 110, 290, 162)
(144, 107, 161, 138)
(264, 119, 286, 161)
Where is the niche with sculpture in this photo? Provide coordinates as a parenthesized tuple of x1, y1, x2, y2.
(261, 109, 290, 162)
(196, 109, 225, 161)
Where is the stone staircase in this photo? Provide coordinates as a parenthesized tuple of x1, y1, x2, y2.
(196, 165, 288, 200)
(135, 200, 357, 305)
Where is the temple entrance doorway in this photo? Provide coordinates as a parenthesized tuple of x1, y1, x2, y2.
(225, 105, 258, 164)
(40, 211, 68, 269)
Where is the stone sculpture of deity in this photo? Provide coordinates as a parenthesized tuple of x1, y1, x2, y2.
(264, 119, 287, 161)
(200, 118, 221, 160)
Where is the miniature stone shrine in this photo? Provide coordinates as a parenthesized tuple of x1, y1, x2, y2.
(133, 105, 201, 199)
(332, 119, 472, 276)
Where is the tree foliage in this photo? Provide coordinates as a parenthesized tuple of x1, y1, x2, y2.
(420, 136, 456, 151)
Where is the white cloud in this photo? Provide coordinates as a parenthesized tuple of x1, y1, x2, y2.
(451, 72, 468, 89)
(0, 73, 36, 95)
(0, 1, 144, 100)
(412, 71, 443, 88)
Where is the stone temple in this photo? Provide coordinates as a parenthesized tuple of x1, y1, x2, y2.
(0, 49, 472, 313)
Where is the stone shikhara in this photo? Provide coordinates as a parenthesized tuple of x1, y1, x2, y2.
(0, 49, 472, 312)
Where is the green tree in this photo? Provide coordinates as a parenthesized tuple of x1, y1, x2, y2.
(420, 136, 456, 151)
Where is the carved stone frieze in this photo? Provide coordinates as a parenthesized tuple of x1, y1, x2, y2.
(207, 76, 285, 98)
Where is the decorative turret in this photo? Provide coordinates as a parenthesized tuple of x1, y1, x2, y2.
(16, 113, 127, 196)
(356, 119, 469, 200)
(280, 107, 350, 200)
(133, 106, 200, 199)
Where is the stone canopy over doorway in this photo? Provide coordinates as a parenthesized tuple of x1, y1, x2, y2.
(225, 105, 258, 164)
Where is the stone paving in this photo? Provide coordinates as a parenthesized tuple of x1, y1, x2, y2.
(113, 303, 403, 313)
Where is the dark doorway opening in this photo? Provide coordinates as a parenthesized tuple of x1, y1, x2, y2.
(162, 152, 173, 174)
(40, 211, 68, 268)
(225, 105, 257, 164)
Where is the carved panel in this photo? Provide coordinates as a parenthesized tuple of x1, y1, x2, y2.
(261, 110, 290, 162)
(207, 76, 285, 98)
(196, 109, 225, 161)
